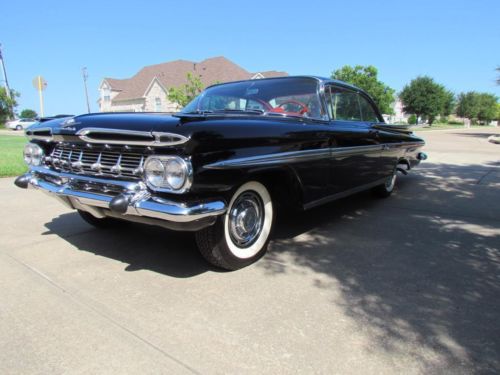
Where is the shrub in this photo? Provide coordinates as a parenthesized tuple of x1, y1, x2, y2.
(437, 116, 449, 124)
(408, 114, 417, 124)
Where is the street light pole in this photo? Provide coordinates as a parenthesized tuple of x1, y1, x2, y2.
(82, 67, 90, 113)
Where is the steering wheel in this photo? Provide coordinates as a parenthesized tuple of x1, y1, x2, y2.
(277, 100, 309, 115)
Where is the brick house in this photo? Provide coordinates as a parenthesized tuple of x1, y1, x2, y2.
(98, 56, 288, 113)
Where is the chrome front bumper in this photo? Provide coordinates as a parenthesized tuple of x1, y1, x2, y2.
(15, 166, 227, 231)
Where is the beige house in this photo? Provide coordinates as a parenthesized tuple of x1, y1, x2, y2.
(98, 56, 288, 113)
(383, 98, 410, 124)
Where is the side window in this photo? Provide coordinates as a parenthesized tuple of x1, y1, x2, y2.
(329, 87, 361, 121)
(358, 95, 380, 122)
(325, 86, 334, 119)
(246, 99, 266, 111)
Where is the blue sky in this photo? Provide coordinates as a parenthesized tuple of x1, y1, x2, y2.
(1, 0, 499, 116)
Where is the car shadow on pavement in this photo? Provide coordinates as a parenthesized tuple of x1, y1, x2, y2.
(42, 161, 499, 372)
(44, 214, 221, 278)
(259, 162, 500, 373)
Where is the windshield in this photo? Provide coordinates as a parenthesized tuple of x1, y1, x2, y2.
(182, 77, 324, 120)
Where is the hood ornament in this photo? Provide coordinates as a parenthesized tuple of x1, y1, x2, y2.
(60, 117, 79, 130)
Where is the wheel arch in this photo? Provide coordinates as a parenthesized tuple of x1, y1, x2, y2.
(236, 165, 305, 211)
(397, 157, 411, 170)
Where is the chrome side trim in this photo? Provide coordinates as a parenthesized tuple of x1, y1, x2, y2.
(77, 128, 189, 146)
(303, 177, 388, 210)
(205, 145, 383, 169)
(26, 127, 53, 141)
(331, 145, 382, 158)
(206, 148, 331, 169)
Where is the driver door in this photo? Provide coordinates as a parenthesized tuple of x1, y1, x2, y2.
(324, 85, 382, 193)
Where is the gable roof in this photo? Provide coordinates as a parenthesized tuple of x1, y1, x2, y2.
(104, 56, 288, 102)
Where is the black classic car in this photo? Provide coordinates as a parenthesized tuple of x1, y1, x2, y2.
(15, 76, 426, 270)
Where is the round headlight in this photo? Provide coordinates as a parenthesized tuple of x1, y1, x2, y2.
(31, 144, 44, 166)
(23, 143, 44, 166)
(23, 144, 33, 165)
(144, 158, 166, 188)
(165, 158, 187, 190)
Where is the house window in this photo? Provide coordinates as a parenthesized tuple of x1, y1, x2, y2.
(103, 95, 110, 102)
(155, 97, 162, 112)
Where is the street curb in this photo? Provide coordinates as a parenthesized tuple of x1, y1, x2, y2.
(412, 127, 498, 133)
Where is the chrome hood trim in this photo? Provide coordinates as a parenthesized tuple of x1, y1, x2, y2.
(26, 127, 53, 141)
(76, 128, 189, 146)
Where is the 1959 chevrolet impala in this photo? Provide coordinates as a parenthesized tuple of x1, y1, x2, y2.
(15, 76, 426, 270)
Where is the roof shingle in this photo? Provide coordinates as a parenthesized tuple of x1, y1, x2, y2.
(104, 56, 288, 101)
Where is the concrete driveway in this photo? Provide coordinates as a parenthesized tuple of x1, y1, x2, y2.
(1, 128, 499, 374)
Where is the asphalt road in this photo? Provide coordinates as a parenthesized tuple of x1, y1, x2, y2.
(1, 128, 499, 374)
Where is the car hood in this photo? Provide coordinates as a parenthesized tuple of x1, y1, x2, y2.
(29, 113, 184, 135)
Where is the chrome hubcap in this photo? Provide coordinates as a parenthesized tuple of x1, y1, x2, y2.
(229, 191, 264, 248)
(385, 173, 397, 191)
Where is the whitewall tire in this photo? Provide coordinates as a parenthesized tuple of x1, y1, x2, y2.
(195, 181, 274, 270)
(372, 169, 397, 198)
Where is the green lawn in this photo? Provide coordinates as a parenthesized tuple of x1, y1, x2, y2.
(0, 135, 28, 177)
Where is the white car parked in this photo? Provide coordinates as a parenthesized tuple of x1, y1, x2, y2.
(6, 118, 38, 131)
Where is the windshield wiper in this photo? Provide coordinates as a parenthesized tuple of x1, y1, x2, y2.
(264, 112, 305, 119)
(211, 109, 265, 115)
(182, 110, 214, 115)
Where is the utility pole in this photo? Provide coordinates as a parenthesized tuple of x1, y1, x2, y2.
(32, 76, 47, 117)
(0, 43, 14, 119)
(0, 44, 11, 97)
(82, 67, 91, 113)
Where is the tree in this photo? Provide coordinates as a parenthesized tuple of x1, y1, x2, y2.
(399, 76, 452, 125)
(0, 87, 18, 124)
(441, 90, 455, 117)
(167, 72, 204, 108)
(20, 109, 38, 119)
(456, 92, 478, 120)
(331, 65, 395, 114)
(476, 93, 498, 123)
(457, 91, 498, 123)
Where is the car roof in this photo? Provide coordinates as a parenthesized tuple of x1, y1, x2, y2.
(205, 75, 369, 96)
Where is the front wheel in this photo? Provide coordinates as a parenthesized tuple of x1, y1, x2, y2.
(195, 181, 274, 270)
(15, 125, 22, 131)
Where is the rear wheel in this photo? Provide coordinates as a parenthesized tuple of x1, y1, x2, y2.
(372, 170, 397, 198)
(195, 181, 274, 270)
(15, 125, 22, 131)
(77, 210, 120, 228)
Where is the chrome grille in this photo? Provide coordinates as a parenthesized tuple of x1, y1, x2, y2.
(48, 144, 144, 179)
